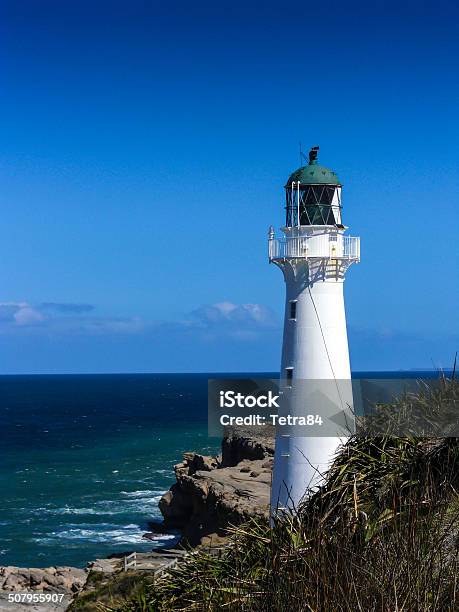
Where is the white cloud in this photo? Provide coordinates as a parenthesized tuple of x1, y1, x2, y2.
(14, 306, 45, 326)
(0, 299, 279, 344)
(0, 302, 45, 327)
(190, 302, 277, 329)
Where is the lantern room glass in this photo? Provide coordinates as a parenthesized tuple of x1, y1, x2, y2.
(285, 185, 342, 227)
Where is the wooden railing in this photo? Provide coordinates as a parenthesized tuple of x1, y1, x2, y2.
(123, 552, 137, 571)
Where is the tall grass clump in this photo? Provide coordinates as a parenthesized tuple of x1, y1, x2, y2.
(114, 377, 459, 611)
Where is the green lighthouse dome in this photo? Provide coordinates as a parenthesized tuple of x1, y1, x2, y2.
(285, 146, 341, 186)
(284, 146, 343, 227)
(285, 164, 340, 186)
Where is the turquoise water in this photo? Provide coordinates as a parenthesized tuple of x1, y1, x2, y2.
(0, 374, 222, 568)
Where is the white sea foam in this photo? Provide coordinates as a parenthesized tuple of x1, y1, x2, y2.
(50, 507, 100, 515)
(43, 490, 166, 518)
(120, 490, 165, 498)
(33, 523, 176, 546)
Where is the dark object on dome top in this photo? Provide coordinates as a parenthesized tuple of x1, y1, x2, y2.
(285, 146, 341, 187)
(309, 146, 319, 164)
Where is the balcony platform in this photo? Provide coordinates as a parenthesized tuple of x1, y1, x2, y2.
(269, 233, 360, 262)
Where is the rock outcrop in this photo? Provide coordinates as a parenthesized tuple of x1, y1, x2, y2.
(0, 566, 87, 612)
(222, 425, 275, 467)
(0, 566, 87, 594)
(159, 425, 275, 546)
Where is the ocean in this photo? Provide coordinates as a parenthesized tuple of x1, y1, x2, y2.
(0, 371, 441, 568)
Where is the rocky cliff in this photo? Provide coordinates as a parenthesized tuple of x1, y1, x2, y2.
(0, 566, 87, 612)
(159, 425, 275, 546)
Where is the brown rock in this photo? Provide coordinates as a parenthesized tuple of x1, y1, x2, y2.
(3, 573, 23, 591)
(159, 426, 275, 547)
(0, 566, 87, 595)
(29, 570, 46, 585)
(221, 425, 275, 467)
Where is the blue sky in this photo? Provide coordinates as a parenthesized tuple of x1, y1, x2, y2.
(0, 0, 458, 373)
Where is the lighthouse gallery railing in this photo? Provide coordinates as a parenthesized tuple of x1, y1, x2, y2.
(269, 234, 360, 261)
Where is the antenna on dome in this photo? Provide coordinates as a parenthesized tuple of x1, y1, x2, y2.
(299, 141, 308, 167)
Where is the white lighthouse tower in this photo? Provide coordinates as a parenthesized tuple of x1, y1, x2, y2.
(269, 146, 360, 512)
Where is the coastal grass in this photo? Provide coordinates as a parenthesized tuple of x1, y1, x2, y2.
(68, 571, 151, 612)
(109, 377, 459, 611)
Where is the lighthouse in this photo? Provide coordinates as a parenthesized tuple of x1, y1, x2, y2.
(269, 146, 360, 512)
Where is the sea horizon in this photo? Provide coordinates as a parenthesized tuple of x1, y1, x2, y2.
(0, 368, 450, 377)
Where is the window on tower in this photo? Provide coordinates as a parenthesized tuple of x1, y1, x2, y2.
(289, 301, 297, 320)
(285, 185, 341, 227)
(285, 367, 293, 387)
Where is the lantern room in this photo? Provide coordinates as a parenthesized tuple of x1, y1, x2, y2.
(285, 146, 343, 228)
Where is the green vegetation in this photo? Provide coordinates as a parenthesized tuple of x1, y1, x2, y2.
(108, 377, 459, 611)
(69, 571, 151, 612)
